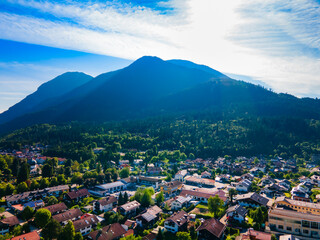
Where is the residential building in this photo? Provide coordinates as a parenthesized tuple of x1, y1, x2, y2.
(135, 205, 162, 227)
(43, 202, 68, 215)
(119, 200, 141, 217)
(52, 208, 83, 225)
(235, 229, 272, 240)
(275, 197, 320, 215)
(73, 214, 99, 235)
(0, 216, 20, 235)
(196, 218, 226, 240)
(236, 192, 269, 208)
(175, 170, 188, 182)
(164, 210, 189, 233)
(94, 196, 118, 212)
(147, 167, 163, 175)
(160, 180, 183, 197)
(269, 208, 320, 238)
(10, 231, 41, 240)
(88, 223, 127, 240)
(226, 205, 248, 223)
(236, 179, 252, 192)
(185, 176, 215, 188)
(136, 176, 162, 189)
(171, 196, 193, 210)
(201, 171, 211, 179)
(180, 190, 228, 204)
(66, 188, 90, 202)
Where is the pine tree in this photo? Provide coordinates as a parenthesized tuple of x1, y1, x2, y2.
(118, 192, 123, 205)
(124, 192, 129, 203)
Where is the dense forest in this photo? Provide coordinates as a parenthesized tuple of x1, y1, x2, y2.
(1, 115, 320, 162)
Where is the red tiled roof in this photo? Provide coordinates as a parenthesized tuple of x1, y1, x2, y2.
(196, 218, 226, 238)
(1, 216, 20, 227)
(66, 188, 89, 200)
(88, 223, 126, 240)
(9, 231, 40, 240)
(52, 208, 83, 223)
(43, 202, 68, 214)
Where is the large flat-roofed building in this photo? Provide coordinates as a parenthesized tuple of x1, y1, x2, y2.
(89, 181, 126, 196)
(275, 197, 320, 215)
(268, 208, 320, 238)
(136, 176, 162, 189)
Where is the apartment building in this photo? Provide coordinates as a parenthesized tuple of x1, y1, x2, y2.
(275, 197, 320, 215)
(268, 208, 320, 238)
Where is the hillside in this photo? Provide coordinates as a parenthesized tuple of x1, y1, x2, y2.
(1, 56, 320, 135)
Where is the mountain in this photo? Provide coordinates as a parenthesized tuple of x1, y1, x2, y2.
(0, 72, 93, 124)
(1, 56, 320, 135)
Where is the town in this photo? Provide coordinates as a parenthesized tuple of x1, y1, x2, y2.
(0, 145, 320, 240)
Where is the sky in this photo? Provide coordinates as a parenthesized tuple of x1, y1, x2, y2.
(0, 0, 320, 113)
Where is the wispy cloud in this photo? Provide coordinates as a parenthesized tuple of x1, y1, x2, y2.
(1, 0, 320, 100)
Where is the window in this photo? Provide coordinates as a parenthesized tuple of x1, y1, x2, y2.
(287, 226, 292, 231)
(311, 222, 318, 229)
(278, 225, 283, 229)
(302, 220, 310, 227)
(303, 229, 309, 234)
(295, 228, 300, 233)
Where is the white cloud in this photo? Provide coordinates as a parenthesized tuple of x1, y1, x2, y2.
(1, 0, 320, 99)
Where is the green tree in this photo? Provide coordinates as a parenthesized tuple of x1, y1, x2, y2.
(120, 167, 130, 178)
(47, 196, 59, 206)
(5, 183, 14, 195)
(17, 182, 28, 193)
(228, 188, 237, 203)
(156, 229, 164, 240)
(118, 192, 124, 205)
(22, 223, 30, 233)
(208, 195, 224, 217)
(58, 221, 75, 240)
(13, 225, 22, 236)
(176, 232, 191, 240)
(155, 191, 164, 205)
(34, 209, 51, 228)
(42, 219, 62, 240)
(141, 190, 152, 207)
(124, 192, 129, 203)
(42, 164, 53, 178)
(17, 162, 30, 183)
(40, 178, 50, 189)
(74, 232, 83, 240)
(21, 206, 34, 220)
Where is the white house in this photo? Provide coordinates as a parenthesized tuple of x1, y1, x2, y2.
(171, 196, 193, 210)
(226, 205, 248, 223)
(236, 179, 252, 192)
(174, 170, 188, 182)
(94, 196, 117, 212)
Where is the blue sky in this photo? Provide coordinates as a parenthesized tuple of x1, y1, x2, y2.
(1, 0, 320, 113)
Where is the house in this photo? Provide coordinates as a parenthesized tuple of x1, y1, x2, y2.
(269, 208, 320, 238)
(201, 171, 211, 179)
(23, 200, 44, 210)
(43, 202, 68, 215)
(180, 190, 228, 204)
(10, 231, 41, 240)
(73, 214, 99, 235)
(136, 176, 162, 189)
(175, 170, 188, 182)
(119, 200, 141, 217)
(0, 216, 20, 235)
(236, 179, 252, 192)
(135, 205, 162, 227)
(235, 229, 272, 240)
(275, 197, 320, 215)
(52, 208, 83, 225)
(66, 188, 90, 202)
(241, 173, 254, 181)
(90, 181, 126, 196)
(147, 167, 163, 175)
(160, 180, 183, 197)
(215, 175, 230, 183)
(88, 223, 127, 240)
(279, 235, 301, 240)
(260, 183, 286, 198)
(236, 192, 269, 208)
(226, 205, 247, 223)
(196, 218, 226, 240)
(94, 196, 118, 212)
(171, 196, 193, 210)
(260, 176, 276, 186)
(185, 176, 215, 188)
(164, 210, 189, 233)
(119, 177, 137, 189)
(44, 185, 69, 197)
